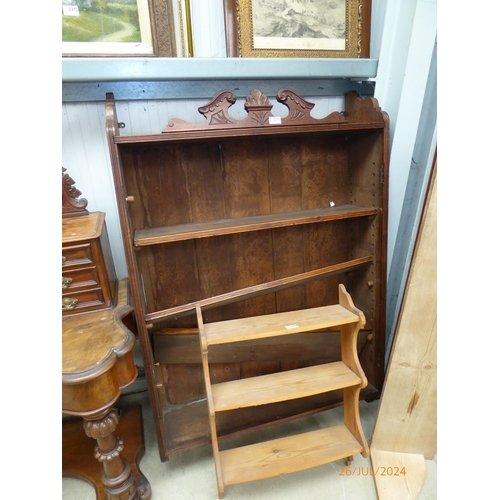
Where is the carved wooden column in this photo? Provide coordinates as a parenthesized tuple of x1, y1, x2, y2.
(62, 280, 151, 500)
(83, 408, 142, 500)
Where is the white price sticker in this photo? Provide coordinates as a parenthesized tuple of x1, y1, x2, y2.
(269, 116, 282, 125)
(63, 5, 80, 16)
(285, 324, 299, 330)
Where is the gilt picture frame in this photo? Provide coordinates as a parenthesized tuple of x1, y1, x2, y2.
(224, 0, 371, 58)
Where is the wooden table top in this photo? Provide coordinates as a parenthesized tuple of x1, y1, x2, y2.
(62, 211, 104, 243)
(62, 279, 132, 376)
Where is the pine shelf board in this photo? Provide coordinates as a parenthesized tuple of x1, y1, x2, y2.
(220, 424, 363, 486)
(205, 304, 359, 345)
(134, 205, 378, 246)
(212, 361, 361, 411)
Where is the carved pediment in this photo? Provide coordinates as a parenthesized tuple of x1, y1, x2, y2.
(62, 167, 88, 218)
(162, 88, 347, 132)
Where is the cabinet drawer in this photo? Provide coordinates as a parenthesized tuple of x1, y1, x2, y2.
(62, 243, 93, 267)
(62, 266, 99, 290)
(62, 288, 105, 315)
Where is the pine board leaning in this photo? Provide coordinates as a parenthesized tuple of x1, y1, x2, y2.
(370, 162, 437, 499)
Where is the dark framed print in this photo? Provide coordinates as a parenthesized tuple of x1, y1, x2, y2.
(224, 0, 371, 58)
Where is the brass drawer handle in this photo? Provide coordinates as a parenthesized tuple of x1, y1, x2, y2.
(62, 256, 66, 264)
(62, 297, 78, 311)
(62, 277, 73, 289)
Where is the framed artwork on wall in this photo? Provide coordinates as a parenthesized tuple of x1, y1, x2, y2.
(224, 0, 371, 58)
(62, 0, 192, 57)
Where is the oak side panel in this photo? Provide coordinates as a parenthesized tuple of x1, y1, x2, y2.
(183, 141, 227, 223)
(121, 145, 200, 319)
(194, 236, 240, 324)
(121, 145, 191, 228)
(346, 129, 388, 387)
(267, 139, 306, 313)
(271, 226, 307, 313)
(136, 242, 200, 319)
(267, 139, 303, 214)
(300, 136, 348, 310)
(227, 231, 277, 318)
(221, 138, 271, 218)
(304, 223, 345, 309)
(161, 364, 205, 405)
(300, 134, 349, 208)
(220, 138, 276, 320)
(181, 141, 235, 323)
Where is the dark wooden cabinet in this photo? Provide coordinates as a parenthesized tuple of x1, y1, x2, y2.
(105, 89, 389, 462)
(62, 212, 117, 315)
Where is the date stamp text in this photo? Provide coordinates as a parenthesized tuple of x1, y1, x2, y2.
(339, 466, 407, 477)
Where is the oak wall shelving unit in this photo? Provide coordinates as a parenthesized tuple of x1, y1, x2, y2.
(105, 88, 389, 462)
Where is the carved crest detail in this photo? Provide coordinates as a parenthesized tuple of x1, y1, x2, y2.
(209, 110, 235, 126)
(245, 89, 271, 108)
(290, 110, 307, 121)
(159, 88, 386, 133)
(250, 111, 271, 126)
(199, 91, 237, 115)
(62, 167, 89, 218)
(276, 89, 315, 112)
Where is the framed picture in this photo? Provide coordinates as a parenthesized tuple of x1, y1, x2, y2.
(224, 0, 371, 58)
(62, 0, 193, 57)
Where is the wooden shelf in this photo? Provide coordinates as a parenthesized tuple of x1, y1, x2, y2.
(105, 88, 389, 468)
(197, 285, 370, 497)
(114, 119, 386, 144)
(144, 257, 372, 323)
(205, 305, 359, 345)
(134, 205, 378, 247)
(219, 424, 364, 486)
(212, 361, 361, 412)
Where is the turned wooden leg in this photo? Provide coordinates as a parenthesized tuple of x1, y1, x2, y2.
(83, 408, 148, 500)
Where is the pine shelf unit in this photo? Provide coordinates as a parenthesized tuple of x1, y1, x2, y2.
(105, 88, 389, 463)
(198, 284, 369, 498)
